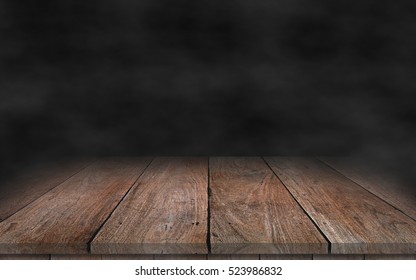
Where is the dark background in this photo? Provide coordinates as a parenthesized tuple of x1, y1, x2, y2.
(0, 1, 415, 184)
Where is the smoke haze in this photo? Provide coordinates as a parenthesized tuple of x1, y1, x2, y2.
(1, 1, 415, 185)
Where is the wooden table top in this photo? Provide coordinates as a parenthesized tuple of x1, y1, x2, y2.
(0, 157, 415, 255)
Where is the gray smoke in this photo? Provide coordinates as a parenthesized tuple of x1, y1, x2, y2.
(0, 0, 415, 186)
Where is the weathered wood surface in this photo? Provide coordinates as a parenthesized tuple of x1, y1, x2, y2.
(210, 157, 328, 254)
(265, 157, 416, 254)
(0, 157, 415, 257)
(0, 158, 151, 254)
(91, 157, 208, 254)
(320, 157, 416, 221)
(0, 159, 92, 221)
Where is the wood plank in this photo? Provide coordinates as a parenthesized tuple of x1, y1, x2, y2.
(320, 157, 416, 221)
(260, 254, 312, 260)
(0, 158, 151, 254)
(91, 157, 208, 254)
(265, 157, 416, 254)
(0, 159, 92, 221)
(210, 157, 328, 254)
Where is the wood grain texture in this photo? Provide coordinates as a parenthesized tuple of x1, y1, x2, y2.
(0, 159, 92, 221)
(210, 157, 328, 254)
(265, 157, 416, 254)
(91, 157, 208, 254)
(320, 157, 416, 221)
(0, 158, 151, 254)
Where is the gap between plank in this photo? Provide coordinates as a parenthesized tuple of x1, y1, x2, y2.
(317, 158, 416, 223)
(86, 158, 155, 253)
(262, 157, 332, 254)
(0, 159, 96, 223)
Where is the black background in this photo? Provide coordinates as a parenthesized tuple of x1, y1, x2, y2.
(0, 1, 415, 184)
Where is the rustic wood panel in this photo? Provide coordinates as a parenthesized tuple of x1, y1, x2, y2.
(320, 157, 416, 221)
(313, 254, 364, 260)
(265, 157, 416, 254)
(260, 254, 312, 260)
(0, 158, 151, 254)
(91, 157, 208, 254)
(0, 159, 92, 221)
(210, 157, 328, 254)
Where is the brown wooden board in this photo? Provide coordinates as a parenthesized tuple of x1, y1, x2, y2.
(91, 157, 209, 254)
(0, 159, 92, 221)
(0, 158, 151, 254)
(209, 157, 328, 254)
(265, 157, 416, 254)
(320, 157, 416, 221)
